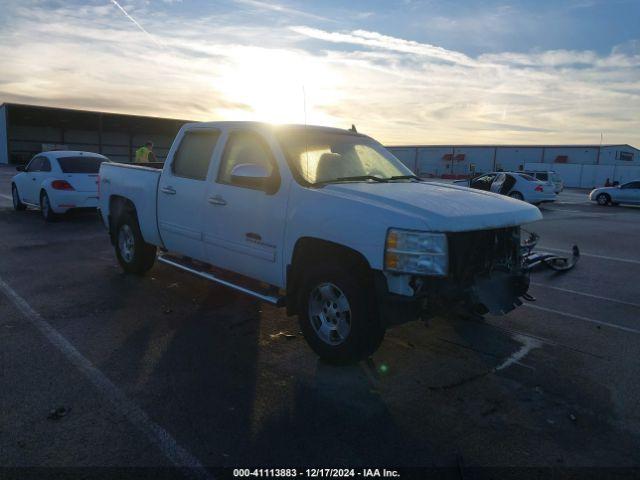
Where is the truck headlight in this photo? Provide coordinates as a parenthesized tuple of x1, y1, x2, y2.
(384, 229, 448, 276)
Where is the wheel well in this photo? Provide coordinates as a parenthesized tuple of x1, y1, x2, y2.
(286, 237, 372, 316)
(108, 196, 138, 244)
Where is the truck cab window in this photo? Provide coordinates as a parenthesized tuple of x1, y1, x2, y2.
(172, 130, 220, 180)
(218, 131, 276, 186)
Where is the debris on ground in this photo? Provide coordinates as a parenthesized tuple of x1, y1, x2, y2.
(47, 407, 69, 420)
(569, 413, 577, 422)
(167, 283, 179, 289)
(522, 232, 580, 272)
(269, 331, 296, 339)
(162, 306, 173, 314)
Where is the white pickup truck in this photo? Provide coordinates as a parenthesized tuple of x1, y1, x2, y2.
(98, 122, 541, 363)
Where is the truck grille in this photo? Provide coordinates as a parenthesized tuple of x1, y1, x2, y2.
(447, 227, 521, 282)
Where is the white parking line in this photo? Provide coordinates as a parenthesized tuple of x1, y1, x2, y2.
(0, 193, 12, 200)
(538, 246, 640, 266)
(494, 334, 542, 372)
(523, 303, 640, 334)
(0, 277, 212, 479)
(530, 282, 640, 309)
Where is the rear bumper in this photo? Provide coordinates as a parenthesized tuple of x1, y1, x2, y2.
(49, 190, 99, 213)
(529, 192, 556, 203)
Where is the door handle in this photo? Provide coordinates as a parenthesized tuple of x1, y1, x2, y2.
(208, 195, 227, 206)
(160, 186, 176, 195)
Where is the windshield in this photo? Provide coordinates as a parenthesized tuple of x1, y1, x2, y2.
(275, 128, 413, 185)
(58, 156, 106, 174)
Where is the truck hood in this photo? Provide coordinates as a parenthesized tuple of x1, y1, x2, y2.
(321, 181, 542, 232)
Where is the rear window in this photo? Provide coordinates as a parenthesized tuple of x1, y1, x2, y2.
(536, 172, 548, 181)
(57, 156, 106, 173)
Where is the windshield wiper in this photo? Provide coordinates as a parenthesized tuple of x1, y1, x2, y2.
(314, 175, 389, 186)
(388, 175, 421, 181)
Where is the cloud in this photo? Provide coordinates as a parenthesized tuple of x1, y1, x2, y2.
(0, 1, 638, 147)
(290, 26, 477, 67)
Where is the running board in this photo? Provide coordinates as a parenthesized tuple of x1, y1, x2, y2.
(157, 254, 285, 306)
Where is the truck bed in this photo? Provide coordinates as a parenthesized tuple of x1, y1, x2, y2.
(98, 162, 163, 247)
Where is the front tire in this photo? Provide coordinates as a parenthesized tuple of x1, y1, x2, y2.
(115, 212, 156, 274)
(596, 193, 611, 206)
(12, 184, 26, 211)
(40, 191, 57, 222)
(298, 263, 385, 364)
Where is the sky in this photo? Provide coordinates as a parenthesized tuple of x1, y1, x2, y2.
(0, 0, 638, 145)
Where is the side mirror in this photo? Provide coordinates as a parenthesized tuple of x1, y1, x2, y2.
(16, 165, 25, 172)
(230, 163, 273, 191)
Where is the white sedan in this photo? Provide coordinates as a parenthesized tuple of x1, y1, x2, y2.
(455, 172, 556, 204)
(11, 151, 109, 221)
(589, 180, 640, 206)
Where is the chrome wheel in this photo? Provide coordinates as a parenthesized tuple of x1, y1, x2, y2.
(308, 282, 352, 346)
(118, 224, 135, 263)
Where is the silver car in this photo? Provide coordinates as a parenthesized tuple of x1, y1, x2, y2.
(589, 180, 640, 206)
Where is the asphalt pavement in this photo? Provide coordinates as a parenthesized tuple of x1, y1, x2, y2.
(1, 165, 639, 475)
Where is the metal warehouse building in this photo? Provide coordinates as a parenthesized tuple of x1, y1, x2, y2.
(0, 103, 192, 165)
(388, 144, 640, 188)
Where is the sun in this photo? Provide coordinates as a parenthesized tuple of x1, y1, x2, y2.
(214, 46, 341, 125)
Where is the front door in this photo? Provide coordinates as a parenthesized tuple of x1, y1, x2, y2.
(490, 173, 506, 194)
(619, 181, 640, 204)
(202, 129, 288, 287)
(157, 129, 221, 261)
(22, 156, 48, 203)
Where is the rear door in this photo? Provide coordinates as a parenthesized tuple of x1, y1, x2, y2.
(157, 129, 221, 261)
(56, 156, 105, 192)
(202, 128, 287, 287)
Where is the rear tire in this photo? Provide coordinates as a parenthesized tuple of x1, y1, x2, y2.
(596, 193, 611, 206)
(40, 191, 57, 222)
(12, 184, 26, 211)
(509, 191, 524, 201)
(115, 212, 156, 274)
(298, 263, 385, 364)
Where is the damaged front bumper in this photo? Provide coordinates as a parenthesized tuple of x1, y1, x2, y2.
(374, 267, 530, 327)
(375, 227, 579, 327)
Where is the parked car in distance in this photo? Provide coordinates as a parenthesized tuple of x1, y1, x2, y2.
(524, 170, 563, 193)
(98, 122, 542, 364)
(454, 172, 556, 205)
(12, 151, 109, 221)
(589, 180, 640, 206)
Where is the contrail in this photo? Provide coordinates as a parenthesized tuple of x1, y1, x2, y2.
(109, 0, 164, 48)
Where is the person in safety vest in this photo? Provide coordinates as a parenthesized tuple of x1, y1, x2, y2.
(135, 141, 157, 163)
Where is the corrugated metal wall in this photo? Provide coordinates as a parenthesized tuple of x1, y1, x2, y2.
(388, 144, 640, 187)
